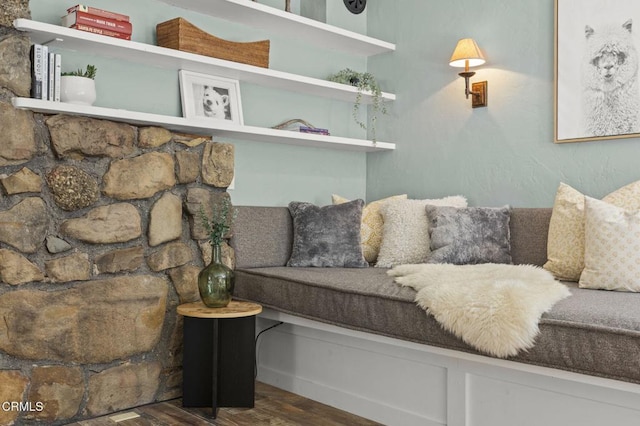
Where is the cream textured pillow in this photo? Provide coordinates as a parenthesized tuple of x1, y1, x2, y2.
(601, 179, 640, 210)
(579, 197, 640, 292)
(543, 183, 586, 281)
(375, 196, 468, 268)
(544, 180, 640, 281)
(332, 194, 407, 263)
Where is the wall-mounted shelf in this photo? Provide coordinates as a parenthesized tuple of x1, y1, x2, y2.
(157, 0, 396, 56)
(12, 98, 395, 152)
(13, 19, 395, 105)
(14, 14, 396, 153)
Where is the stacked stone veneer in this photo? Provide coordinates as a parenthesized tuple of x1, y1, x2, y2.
(0, 5, 237, 424)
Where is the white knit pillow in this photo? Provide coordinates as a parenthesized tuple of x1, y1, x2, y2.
(579, 197, 640, 292)
(375, 196, 467, 268)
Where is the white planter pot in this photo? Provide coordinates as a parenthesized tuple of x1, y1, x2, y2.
(60, 76, 96, 106)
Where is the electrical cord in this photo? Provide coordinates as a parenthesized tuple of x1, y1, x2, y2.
(254, 321, 284, 379)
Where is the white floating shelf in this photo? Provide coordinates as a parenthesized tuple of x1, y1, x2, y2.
(13, 19, 395, 105)
(157, 0, 395, 56)
(12, 98, 395, 152)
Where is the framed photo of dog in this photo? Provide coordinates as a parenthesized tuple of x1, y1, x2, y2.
(178, 70, 244, 125)
(555, 0, 640, 143)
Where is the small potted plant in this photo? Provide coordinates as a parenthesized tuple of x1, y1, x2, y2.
(60, 64, 97, 106)
(328, 68, 387, 142)
(198, 194, 238, 308)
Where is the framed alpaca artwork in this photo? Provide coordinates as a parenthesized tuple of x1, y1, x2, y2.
(178, 70, 244, 125)
(555, 0, 640, 143)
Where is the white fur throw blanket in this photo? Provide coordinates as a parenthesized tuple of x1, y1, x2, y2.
(388, 263, 571, 358)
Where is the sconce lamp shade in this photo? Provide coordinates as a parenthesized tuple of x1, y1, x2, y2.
(449, 38, 486, 68)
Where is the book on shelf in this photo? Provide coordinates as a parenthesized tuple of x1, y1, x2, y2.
(40, 44, 48, 100)
(66, 4, 130, 22)
(30, 44, 44, 99)
(62, 10, 132, 35)
(299, 126, 330, 135)
(53, 53, 62, 102)
(70, 23, 132, 40)
(48, 51, 55, 101)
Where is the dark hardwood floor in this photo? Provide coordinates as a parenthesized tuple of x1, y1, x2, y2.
(70, 382, 381, 426)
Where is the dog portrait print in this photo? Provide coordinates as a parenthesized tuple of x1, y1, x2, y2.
(581, 19, 640, 136)
(180, 71, 243, 124)
(200, 85, 231, 120)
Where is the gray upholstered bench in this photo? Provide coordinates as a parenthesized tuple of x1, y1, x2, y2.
(231, 206, 640, 426)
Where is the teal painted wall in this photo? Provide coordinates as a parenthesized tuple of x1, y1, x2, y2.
(29, 1, 630, 209)
(29, 0, 370, 206)
(366, 1, 640, 207)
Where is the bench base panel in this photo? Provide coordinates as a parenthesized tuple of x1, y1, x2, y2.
(256, 308, 640, 426)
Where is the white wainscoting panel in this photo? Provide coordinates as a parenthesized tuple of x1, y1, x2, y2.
(257, 318, 448, 426)
(466, 373, 640, 426)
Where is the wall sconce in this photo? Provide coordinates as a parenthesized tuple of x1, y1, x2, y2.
(449, 38, 488, 108)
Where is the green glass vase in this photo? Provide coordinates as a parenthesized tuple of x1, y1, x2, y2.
(198, 244, 234, 308)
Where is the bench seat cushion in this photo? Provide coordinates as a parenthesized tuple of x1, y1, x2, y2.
(234, 266, 640, 384)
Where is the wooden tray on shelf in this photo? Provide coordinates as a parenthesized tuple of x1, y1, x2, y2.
(156, 17, 270, 68)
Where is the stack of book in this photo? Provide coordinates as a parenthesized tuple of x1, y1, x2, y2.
(30, 44, 61, 102)
(299, 126, 330, 136)
(61, 4, 131, 40)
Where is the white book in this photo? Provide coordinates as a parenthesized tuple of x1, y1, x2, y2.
(54, 53, 62, 102)
(40, 45, 48, 100)
(48, 52, 55, 101)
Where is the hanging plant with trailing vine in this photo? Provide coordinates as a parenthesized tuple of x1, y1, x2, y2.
(327, 68, 387, 142)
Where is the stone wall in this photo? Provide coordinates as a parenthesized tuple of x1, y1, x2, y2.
(0, 4, 236, 424)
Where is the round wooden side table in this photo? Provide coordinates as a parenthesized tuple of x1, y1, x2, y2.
(178, 300, 262, 418)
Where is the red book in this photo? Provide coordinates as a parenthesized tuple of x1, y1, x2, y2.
(71, 24, 132, 40)
(66, 4, 129, 22)
(62, 11, 132, 35)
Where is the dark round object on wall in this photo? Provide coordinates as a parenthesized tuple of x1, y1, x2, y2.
(344, 0, 366, 14)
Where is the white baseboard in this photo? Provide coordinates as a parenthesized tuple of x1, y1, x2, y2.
(255, 309, 640, 426)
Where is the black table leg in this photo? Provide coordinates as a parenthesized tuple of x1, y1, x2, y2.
(217, 316, 256, 407)
(182, 316, 214, 408)
(182, 315, 256, 416)
(211, 318, 219, 418)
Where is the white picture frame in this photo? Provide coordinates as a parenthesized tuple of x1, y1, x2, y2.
(555, 0, 640, 143)
(178, 70, 244, 125)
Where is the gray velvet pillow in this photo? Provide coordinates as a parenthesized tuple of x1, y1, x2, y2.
(425, 205, 512, 265)
(287, 200, 368, 268)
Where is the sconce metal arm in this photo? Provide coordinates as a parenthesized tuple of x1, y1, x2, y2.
(458, 71, 477, 99)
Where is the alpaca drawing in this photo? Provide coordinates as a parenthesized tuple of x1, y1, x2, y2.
(581, 19, 640, 136)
